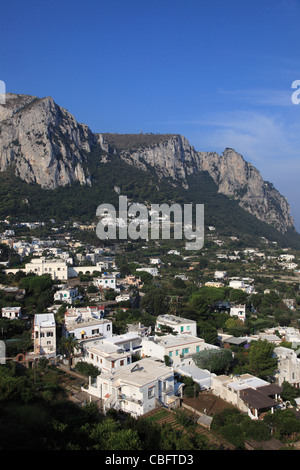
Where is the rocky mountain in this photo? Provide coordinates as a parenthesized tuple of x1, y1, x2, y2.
(0, 93, 295, 234)
(102, 133, 294, 233)
(0, 93, 99, 188)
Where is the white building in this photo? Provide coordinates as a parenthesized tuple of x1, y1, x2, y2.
(54, 286, 80, 304)
(280, 262, 298, 270)
(25, 257, 68, 280)
(278, 254, 295, 261)
(65, 305, 106, 322)
(274, 346, 300, 387)
(229, 279, 255, 294)
(1, 306, 22, 320)
(84, 357, 180, 417)
(150, 258, 161, 265)
(62, 306, 111, 340)
(94, 273, 118, 291)
(155, 314, 197, 337)
(282, 327, 300, 348)
(82, 339, 132, 372)
(81, 332, 142, 372)
(212, 373, 282, 420)
(176, 365, 216, 391)
(63, 318, 112, 341)
(33, 313, 56, 357)
(230, 304, 246, 322)
(115, 293, 131, 303)
(229, 279, 245, 289)
(136, 267, 159, 276)
(214, 271, 227, 279)
(142, 334, 208, 367)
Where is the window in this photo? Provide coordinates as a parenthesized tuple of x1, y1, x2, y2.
(148, 386, 155, 398)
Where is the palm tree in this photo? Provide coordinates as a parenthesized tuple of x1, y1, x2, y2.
(59, 335, 81, 369)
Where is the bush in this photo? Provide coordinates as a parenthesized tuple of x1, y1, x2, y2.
(75, 362, 100, 379)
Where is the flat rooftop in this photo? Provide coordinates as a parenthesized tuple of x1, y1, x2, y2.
(100, 357, 173, 387)
(149, 334, 204, 348)
(157, 314, 196, 325)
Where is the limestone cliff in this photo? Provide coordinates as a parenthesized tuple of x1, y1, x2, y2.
(0, 94, 294, 232)
(107, 134, 294, 233)
(0, 93, 101, 188)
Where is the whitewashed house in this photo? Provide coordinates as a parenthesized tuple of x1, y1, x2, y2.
(212, 373, 282, 420)
(25, 257, 69, 280)
(155, 314, 197, 336)
(150, 258, 161, 265)
(136, 267, 159, 276)
(54, 286, 80, 304)
(33, 313, 56, 357)
(229, 279, 245, 289)
(115, 293, 131, 303)
(1, 306, 22, 320)
(142, 334, 208, 367)
(94, 273, 118, 291)
(230, 304, 246, 322)
(84, 357, 180, 417)
(214, 271, 227, 280)
(62, 306, 111, 340)
(274, 346, 300, 387)
(81, 339, 132, 372)
(81, 332, 142, 372)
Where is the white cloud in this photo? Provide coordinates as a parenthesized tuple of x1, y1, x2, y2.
(179, 110, 300, 230)
(216, 88, 293, 107)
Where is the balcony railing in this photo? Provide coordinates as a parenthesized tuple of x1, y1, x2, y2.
(118, 394, 143, 405)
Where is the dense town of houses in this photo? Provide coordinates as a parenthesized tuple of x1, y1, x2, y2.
(1, 221, 300, 423)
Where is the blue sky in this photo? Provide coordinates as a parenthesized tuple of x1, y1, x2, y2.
(1, 0, 300, 230)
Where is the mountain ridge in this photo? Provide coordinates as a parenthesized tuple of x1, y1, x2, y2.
(0, 92, 296, 236)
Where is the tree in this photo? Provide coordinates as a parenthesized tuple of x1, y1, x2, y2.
(247, 339, 277, 380)
(281, 381, 300, 404)
(263, 409, 300, 442)
(197, 320, 218, 345)
(88, 419, 142, 450)
(59, 335, 81, 369)
(192, 348, 233, 374)
(140, 288, 169, 316)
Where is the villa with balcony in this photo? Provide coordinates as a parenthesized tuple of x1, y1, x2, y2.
(83, 357, 181, 417)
